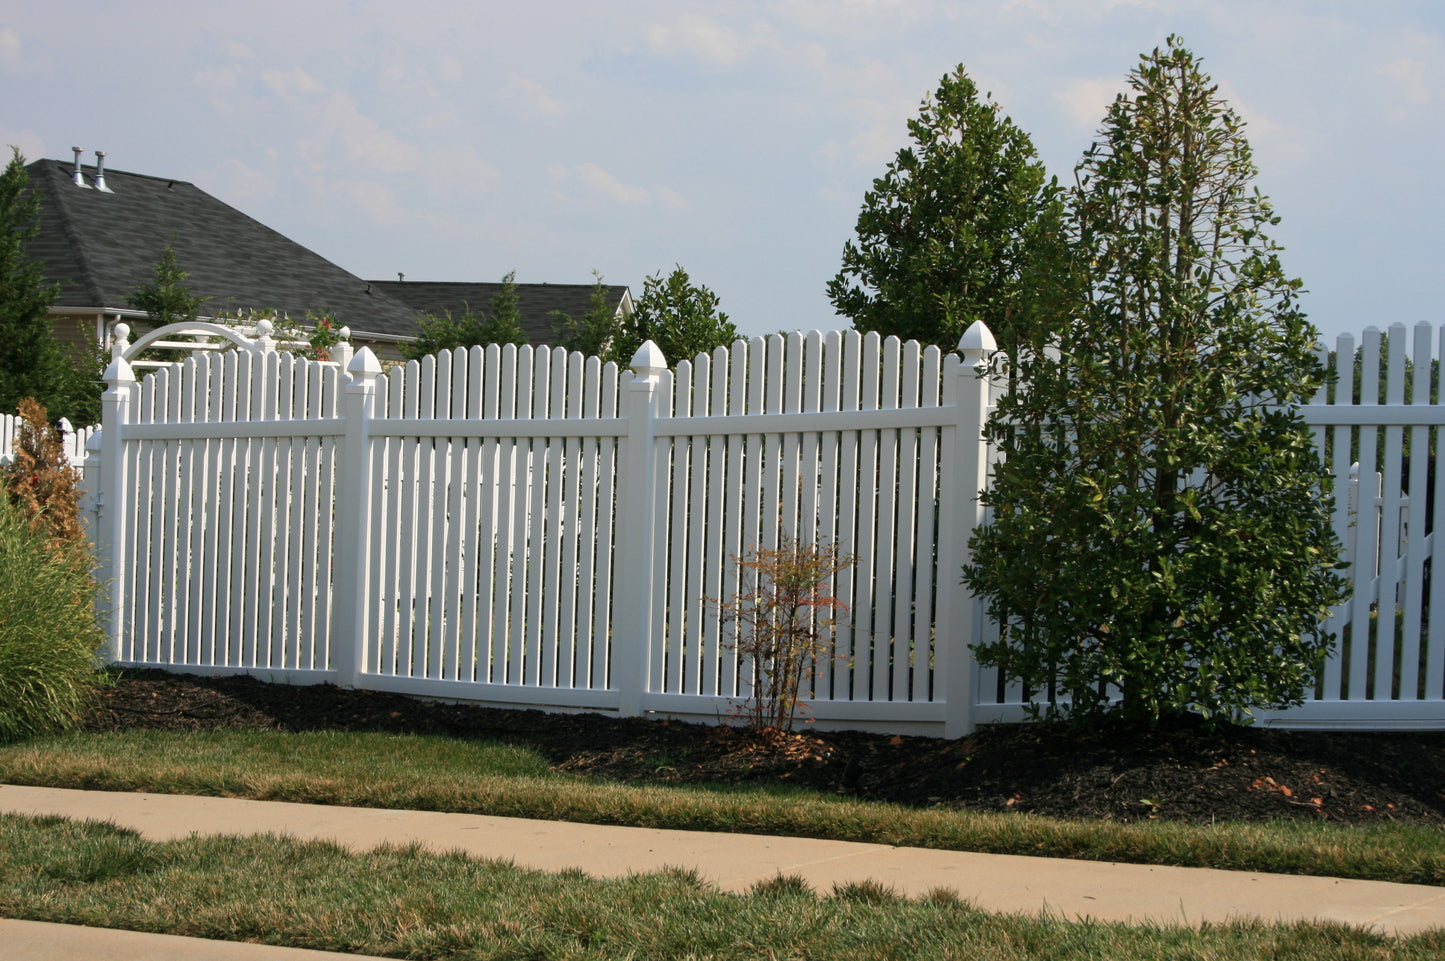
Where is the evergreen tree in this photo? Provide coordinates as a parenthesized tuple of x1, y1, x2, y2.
(964, 38, 1348, 727)
(126, 243, 208, 329)
(554, 271, 620, 358)
(0, 148, 83, 420)
(827, 65, 1068, 354)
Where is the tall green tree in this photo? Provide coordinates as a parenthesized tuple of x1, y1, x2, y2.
(0, 148, 89, 422)
(827, 64, 1068, 354)
(553, 271, 619, 358)
(609, 266, 738, 367)
(964, 38, 1348, 727)
(126, 243, 208, 329)
(402, 271, 528, 360)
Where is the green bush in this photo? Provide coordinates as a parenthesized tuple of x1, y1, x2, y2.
(0, 479, 106, 742)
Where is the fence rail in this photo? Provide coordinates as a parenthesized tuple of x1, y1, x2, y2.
(78, 320, 1445, 735)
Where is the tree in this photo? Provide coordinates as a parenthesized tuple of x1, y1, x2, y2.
(402, 270, 528, 360)
(0, 148, 85, 420)
(126, 243, 208, 329)
(963, 38, 1348, 727)
(553, 271, 619, 358)
(609, 265, 738, 366)
(827, 65, 1068, 354)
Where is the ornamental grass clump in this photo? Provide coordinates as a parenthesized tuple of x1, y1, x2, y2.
(0, 399, 105, 742)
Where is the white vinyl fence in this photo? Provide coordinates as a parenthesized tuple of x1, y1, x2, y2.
(82, 320, 1445, 735)
(1, 413, 93, 467)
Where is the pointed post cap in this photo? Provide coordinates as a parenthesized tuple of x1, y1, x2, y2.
(630, 339, 667, 376)
(103, 356, 135, 385)
(346, 345, 383, 385)
(957, 320, 997, 364)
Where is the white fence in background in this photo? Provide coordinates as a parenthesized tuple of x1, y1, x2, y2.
(81, 321, 1445, 735)
(1, 413, 93, 467)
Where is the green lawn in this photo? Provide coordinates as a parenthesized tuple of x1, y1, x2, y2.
(1, 727, 1442, 886)
(3, 812, 1441, 961)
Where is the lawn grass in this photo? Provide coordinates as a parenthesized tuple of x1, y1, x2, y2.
(3, 812, 1440, 961)
(1, 727, 1442, 886)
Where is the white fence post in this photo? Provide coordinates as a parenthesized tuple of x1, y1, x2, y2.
(329, 348, 382, 688)
(95, 323, 138, 663)
(613, 341, 666, 716)
(938, 321, 997, 738)
(79, 431, 102, 540)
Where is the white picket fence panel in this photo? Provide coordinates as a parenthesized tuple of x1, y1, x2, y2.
(1, 413, 94, 467)
(82, 321, 1445, 734)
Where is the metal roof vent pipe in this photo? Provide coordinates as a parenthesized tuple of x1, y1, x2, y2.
(71, 147, 90, 188)
(94, 150, 112, 192)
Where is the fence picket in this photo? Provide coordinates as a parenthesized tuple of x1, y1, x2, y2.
(814, 331, 844, 699)
(664, 361, 691, 695)
(1322, 336, 1355, 699)
(591, 360, 619, 690)
(1374, 327, 1408, 698)
(540, 348, 568, 687)
(684, 353, 712, 696)
(556, 351, 585, 688)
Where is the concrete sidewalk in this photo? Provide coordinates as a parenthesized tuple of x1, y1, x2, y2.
(2, 784, 1443, 960)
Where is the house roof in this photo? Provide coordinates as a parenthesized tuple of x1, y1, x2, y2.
(25, 158, 420, 339)
(368, 280, 633, 347)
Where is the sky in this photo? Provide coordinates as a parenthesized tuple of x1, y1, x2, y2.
(3, 1, 1441, 349)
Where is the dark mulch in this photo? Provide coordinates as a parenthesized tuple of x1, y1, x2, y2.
(84, 669, 1445, 828)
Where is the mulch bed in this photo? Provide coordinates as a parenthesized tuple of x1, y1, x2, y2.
(84, 669, 1445, 828)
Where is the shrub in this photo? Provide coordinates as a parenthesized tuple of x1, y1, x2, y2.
(964, 38, 1346, 727)
(709, 538, 857, 732)
(2, 397, 85, 553)
(0, 478, 106, 741)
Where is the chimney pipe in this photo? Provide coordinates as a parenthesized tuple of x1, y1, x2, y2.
(94, 151, 112, 193)
(71, 147, 90, 188)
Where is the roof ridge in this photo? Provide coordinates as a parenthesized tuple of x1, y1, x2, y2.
(370, 280, 628, 291)
(42, 158, 197, 190)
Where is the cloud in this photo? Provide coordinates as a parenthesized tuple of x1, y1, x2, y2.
(211, 157, 278, 205)
(653, 186, 688, 212)
(338, 179, 413, 228)
(1054, 77, 1125, 132)
(0, 26, 20, 73)
(574, 163, 651, 204)
(1002, 0, 1155, 19)
(261, 66, 327, 103)
(0, 126, 45, 161)
(548, 163, 683, 209)
(437, 57, 465, 83)
(644, 14, 780, 68)
(317, 90, 426, 174)
(193, 65, 240, 96)
(504, 75, 566, 118)
(1379, 57, 1433, 107)
(253, 66, 427, 175)
(1214, 79, 1281, 140)
(448, 144, 499, 194)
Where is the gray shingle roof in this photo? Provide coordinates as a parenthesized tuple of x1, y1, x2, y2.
(26, 158, 420, 338)
(367, 280, 631, 347)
